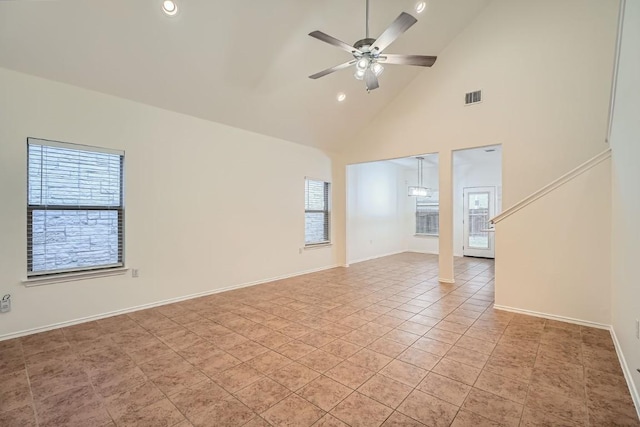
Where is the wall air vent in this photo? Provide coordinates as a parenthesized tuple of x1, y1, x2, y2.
(465, 90, 482, 105)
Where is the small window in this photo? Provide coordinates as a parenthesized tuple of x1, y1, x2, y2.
(305, 178, 330, 246)
(416, 197, 439, 236)
(27, 138, 124, 277)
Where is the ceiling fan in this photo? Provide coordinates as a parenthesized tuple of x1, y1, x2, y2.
(308, 0, 437, 92)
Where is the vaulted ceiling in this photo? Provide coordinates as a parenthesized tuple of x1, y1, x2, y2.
(0, 0, 490, 152)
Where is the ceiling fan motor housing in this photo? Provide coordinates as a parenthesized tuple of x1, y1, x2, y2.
(353, 38, 377, 54)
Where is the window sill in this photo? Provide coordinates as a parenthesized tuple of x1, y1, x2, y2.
(304, 243, 332, 250)
(414, 234, 439, 238)
(23, 267, 129, 287)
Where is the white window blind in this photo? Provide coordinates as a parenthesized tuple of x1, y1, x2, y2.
(305, 178, 330, 246)
(27, 138, 124, 277)
(416, 197, 439, 236)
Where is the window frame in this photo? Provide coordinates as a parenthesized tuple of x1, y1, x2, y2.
(304, 177, 331, 247)
(26, 138, 125, 278)
(415, 197, 439, 237)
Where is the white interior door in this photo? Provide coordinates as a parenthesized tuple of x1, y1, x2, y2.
(463, 187, 496, 258)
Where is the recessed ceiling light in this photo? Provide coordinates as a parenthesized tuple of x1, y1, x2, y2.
(337, 93, 347, 102)
(415, 1, 427, 14)
(162, 0, 178, 16)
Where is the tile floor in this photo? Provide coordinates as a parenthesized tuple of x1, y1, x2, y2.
(0, 253, 638, 426)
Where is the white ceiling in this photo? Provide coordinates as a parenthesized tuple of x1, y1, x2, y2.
(388, 153, 439, 169)
(388, 145, 501, 170)
(0, 0, 490, 152)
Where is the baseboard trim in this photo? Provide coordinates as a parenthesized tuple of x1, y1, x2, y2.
(348, 250, 406, 265)
(493, 305, 610, 329)
(0, 264, 339, 341)
(610, 326, 640, 420)
(407, 250, 439, 255)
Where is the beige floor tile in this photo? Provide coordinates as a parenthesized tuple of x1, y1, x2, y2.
(322, 339, 362, 359)
(269, 361, 321, 391)
(381, 411, 427, 426)
(188, 396, 255, 427)
(0, 405, 38, 427)
(417, 372, 471, 406)
(462, 388, 523, 427)
(331, 392, 393, 427)
(104, 380, 165, 420)
(246, 350, 293, 374)
(397, 347, 441, 370)
(298, 349, 343, 373)
(431, 358, 481, 386)
(358, 374, 413, 409)
(325, 360, 375, 389)
(299, 375, 353, 411)
(0, 369, 32, 413)
(347, 348, 393, 372)
(313, 413, 350, 427)
(212, 363, 264, 393)
(444, 345, 489, 369)
(263, 394, 325, 427)
(380, 359, 428, 387)
(169, 379, 230, 419)
(450, 409, 502, 427)
(234, 377, 291, 413)
(411, 337, 452, 357)
(474, 370, 528, 404)
(397, 389, 458, 427)
(276, 340, 317, 360)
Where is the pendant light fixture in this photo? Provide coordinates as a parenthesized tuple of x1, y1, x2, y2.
(408, 157, 433, 197)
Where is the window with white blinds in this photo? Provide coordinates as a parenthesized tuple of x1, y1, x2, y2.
(27, 138, 124, 277)
(305, 178, 330, 246)
(416, 198, 439, 236)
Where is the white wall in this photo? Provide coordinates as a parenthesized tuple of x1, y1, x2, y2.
(0, 68, 337, 338)
(495, 157, 612, 325)
(610, 0, 640, 408)
(453, 153, 502, 257)
(347, 161, 407, 263)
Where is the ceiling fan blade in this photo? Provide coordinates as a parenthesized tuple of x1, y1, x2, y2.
(370, 12, 417, 53)
(308, 31, 363, 55)
(379, 54, 437, 67)
(364, 68, 379, 91)
(309, 60, 357, 79)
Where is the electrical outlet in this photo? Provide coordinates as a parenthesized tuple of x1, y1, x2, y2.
(131, 269, 139, 278)
(0, 294, 11, 313)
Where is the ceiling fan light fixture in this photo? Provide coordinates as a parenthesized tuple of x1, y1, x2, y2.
(372, 63, 384, 76)
(415, 1, 427, 14)
(162, 0, 178, 16)
(356, 58, 369, 71)
(354, 69, 365, 80)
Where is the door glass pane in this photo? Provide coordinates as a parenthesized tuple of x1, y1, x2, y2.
(468, 192, 490, 249)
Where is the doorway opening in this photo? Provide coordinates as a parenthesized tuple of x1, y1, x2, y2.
(346, 153, 439, 265)
(453, 145, 502, 260)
